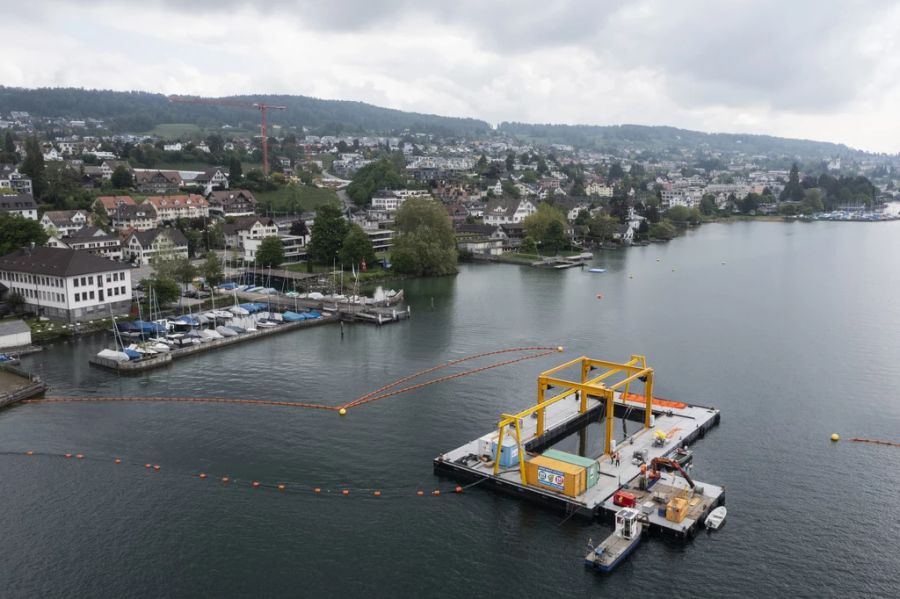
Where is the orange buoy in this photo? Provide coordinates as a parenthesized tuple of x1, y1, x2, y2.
(76, 454, 84, 459)
(153, 465, 160, 471)
(277, 484, 286, 491)
(416, 490, 424, 496)
(114, 458, 121, 464)
(199, 473, 207, 479)
(144, 463, 152, 468)
(314, 487, 322, 494)
(341, 489, 350, 496)
(252, 481, 261, 488)
(432, 490, 441, 496)
(373, 490, 381, 497)
(25, 450, 34, 456)
(64, 453, 73, 459)
(455, 486, 463, 494)
(221, 476, 230, 483)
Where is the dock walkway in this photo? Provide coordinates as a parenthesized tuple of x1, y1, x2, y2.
(0, 364, 48, 409)
(89, 313, 338, 373)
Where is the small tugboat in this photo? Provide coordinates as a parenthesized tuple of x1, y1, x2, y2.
(705, 506, 727, 530)
(585, 508, 644, 573)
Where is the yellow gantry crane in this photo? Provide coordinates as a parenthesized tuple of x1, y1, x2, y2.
(493, 355, 655, 483)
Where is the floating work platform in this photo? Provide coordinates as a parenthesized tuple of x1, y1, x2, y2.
(434, 355, 723, 539)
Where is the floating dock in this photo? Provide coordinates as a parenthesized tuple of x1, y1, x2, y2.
(89, 313, 337, 373)
(434, 355, 723, 539)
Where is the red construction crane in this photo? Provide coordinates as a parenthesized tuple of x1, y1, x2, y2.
(167, 95, 287, 176)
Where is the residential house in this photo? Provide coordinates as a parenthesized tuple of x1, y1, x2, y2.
(123, 228, 189, 266)
(455, 223, 507, 256)
(0, 168, 33, 195)
(52, 226, 123, 261)
(586, 182, 613, 198)
(483, 197, 537, 226)
(0, 246, 132, 323)
(40, 210, 90, 237)
(223, 217, 279, 261)
(0, 193, 38, 220)
(134, 170, 182, 194)
(94, 195, 136, 216)
(208, 189, 257, 217)
(146, 194, 210, 221)
(99, 160, 131, 180)
(193, 167, 229, 191)
(111, 203, 158, 231)
(445, 202, 470, 224)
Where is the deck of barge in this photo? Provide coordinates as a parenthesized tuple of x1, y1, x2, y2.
(434, 390, 722, 537)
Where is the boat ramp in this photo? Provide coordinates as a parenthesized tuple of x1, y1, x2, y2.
(434, 355, 723, 540)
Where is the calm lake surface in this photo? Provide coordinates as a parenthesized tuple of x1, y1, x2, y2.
(3, 219, 900, 598)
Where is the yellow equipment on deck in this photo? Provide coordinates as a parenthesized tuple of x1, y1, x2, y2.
(492, 355, 656, 483)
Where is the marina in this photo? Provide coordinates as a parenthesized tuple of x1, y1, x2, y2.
(435, 354, 724, 569)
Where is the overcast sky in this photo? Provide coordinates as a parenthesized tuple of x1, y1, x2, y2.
(4, 0, 899, 152)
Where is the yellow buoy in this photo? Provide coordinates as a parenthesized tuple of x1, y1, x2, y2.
(339, 408, 347, 416)
(556, 346, 564, 352)
(831, 433, 840, 442)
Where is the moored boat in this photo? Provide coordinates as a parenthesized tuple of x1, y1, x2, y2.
(705, 506, 727, 530)
(585, 508, 644, 573)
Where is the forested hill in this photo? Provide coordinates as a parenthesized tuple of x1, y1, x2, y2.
(498, 122, 870, 159)
(0, 86, 491, 137)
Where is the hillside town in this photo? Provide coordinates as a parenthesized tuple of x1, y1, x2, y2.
(0, 106, 897, 329)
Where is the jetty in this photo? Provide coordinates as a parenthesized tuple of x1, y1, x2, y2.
(530, 253, 593, 269)
(89, 313, 337, 373)
(434, 355, 723, 539)
(0, 363, 48, 409)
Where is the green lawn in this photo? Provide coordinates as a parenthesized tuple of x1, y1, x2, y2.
(146, 123, 203, 139)
(255, 185, 339, 214)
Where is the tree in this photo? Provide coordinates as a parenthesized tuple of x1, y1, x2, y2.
(290, 220, 309, 237)
(0, 212, 48, 256)
(308, 203, 349, 264)
(803, 188, 824, 213)
(110, 165, 132, 189)
(228, 154, 243, 183)
(666, 205, 691, 222)
(699, 194, 718, 216)
(588, 213, 617, 243)
(501, 179, 521, 199)
(521, 236, 538, 254)
(779, 162, 804, 202)
(524, 203, 569, 254)
(649, 220, 677, 240)
(0, 131, 16, 162)
(340, 224, 375, 268)
(20, 136, 46, 198)
(608, 162, 625, 181)
(346, 158, 405, 206)
(740, 193, 761, 214)
(141, 277, 180, 308)
(256, 236, 284, 268)
(390, 197, 457, 276)
(200, 252, 224, 287)
(505, 152, 515, 172)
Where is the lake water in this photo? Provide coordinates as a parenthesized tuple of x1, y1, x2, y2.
(3, 219, 900, 597)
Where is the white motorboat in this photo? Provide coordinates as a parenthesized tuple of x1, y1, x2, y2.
(705, 506, 727, 530)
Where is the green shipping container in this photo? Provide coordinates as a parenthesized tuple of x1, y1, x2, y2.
(542, 449, 600, 490)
